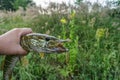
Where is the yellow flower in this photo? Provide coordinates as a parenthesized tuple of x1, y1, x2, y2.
(39, 53, 44, 59)
(96, 28, 105, 39)
(60, 18, 67, 24)
(70, 10, 76, 19)
(89, 17, 96, 28)
(21, 56, 29, 67)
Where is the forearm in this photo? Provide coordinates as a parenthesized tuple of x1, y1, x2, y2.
(0, 34, 13, 55)
(0, 35, 5, 54)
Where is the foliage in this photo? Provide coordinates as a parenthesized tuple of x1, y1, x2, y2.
(0, 0, 32, 11)
(13, 0, 32, 10)
(0, 1, 120, 80)
(112, 0, 120, 6)
(75, 0, 83, 4)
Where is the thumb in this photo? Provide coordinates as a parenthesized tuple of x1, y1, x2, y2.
(18, 28, 32, 55)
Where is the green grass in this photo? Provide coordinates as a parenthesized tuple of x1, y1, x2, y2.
(0, 4, 120, 80)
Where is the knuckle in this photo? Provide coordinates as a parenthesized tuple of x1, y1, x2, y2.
(13, 28, 20, 32)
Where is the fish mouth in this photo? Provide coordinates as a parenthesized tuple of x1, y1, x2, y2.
(48, 43, 68, 53)
(43, 39, 70, 53)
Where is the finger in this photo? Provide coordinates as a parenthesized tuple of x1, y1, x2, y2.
(20, 28, 32, 36)
(17, 45, 28, 55)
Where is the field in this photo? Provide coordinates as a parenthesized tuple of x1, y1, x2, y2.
(0, 2, 120, 80)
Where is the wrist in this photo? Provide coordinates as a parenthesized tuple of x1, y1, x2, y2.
(0, 35, 3, 54)
(0, 35, 2, 45)
(0, 35, 6, 54)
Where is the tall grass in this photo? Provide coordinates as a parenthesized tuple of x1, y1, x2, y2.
(0, 2, 120, 80)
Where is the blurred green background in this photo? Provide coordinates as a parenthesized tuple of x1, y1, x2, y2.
(0, 0, 120, 80)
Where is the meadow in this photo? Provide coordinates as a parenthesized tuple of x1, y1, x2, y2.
(0, 2, 120, 80)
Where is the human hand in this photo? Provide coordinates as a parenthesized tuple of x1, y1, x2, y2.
(0, 28, 32, 55)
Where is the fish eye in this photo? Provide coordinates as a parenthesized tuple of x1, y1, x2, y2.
(45, 37, 51, 41)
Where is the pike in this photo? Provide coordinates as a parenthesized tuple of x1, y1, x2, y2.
(3, 33, 69, 80)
